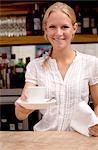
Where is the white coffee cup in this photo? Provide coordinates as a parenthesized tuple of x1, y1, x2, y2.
(27, 86, 46, 102)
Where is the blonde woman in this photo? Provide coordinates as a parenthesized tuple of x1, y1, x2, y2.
(15, 2, 98, 136)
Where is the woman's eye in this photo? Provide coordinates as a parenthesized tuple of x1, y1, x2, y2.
(48, 25, 70, 30)
(62, 25, 70, 29)
(49, 25, 56, 29)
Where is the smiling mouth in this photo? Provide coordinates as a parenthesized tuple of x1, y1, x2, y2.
(54, 38, 65, 41)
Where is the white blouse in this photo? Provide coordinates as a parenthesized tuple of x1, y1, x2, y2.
(25, 51, 98, 131)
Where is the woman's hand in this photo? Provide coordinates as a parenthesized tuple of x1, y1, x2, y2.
(15, 82, 36, 120)
(15, 101, 33, 120)
(89, 124, 98, 137)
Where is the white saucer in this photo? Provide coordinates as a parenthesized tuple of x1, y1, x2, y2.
(16, 98, 56, 110)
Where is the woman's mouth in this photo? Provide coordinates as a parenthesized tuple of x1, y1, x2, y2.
(54, 37, 65, 42)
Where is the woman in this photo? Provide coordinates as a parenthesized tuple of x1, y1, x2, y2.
(15, 2, 98, 136)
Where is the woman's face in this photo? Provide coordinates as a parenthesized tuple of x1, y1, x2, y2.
(45, 10, 77, 49)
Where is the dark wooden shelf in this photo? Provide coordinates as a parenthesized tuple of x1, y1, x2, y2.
(0, 34, 98, 46)
(72, 34, 98, 43)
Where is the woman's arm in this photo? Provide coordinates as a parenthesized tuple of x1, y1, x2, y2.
(90, 84, 98, 117)
(15, 82, 36, 120)
(89, 84, 98, 136)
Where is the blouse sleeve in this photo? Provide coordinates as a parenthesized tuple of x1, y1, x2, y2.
(25, 60, 38, 85)
(89, 56, 98, 85)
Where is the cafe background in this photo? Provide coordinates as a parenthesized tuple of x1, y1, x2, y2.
(0, 0, 98, 131)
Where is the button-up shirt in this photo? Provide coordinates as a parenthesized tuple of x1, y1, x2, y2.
(25, 51, 98, 131)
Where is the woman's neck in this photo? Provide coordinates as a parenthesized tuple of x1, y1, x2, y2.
(51, 47, 76, 63)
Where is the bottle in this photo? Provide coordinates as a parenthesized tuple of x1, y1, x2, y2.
(10, 54, 16, 88)
(0, 70, 3, 88)
(1, 53, 9, 88)
(6, 62, 10, 88)
(26, 10, 33, 36)
(8, 104, 16, 131)
(40, 7, 46, 35)
(25, 57, 30, 71)
(15, 58, 25, 88)
(82, 8, 91, 34)
(1, 118, 9, 130)
(90, 8, 97, 34)
(17, 122, 23, 130)
(15, 117, 23, 130)
(9, 123, 15, 131)
(95, 8, 98, 33)
(32, 3, 42, 35)
(75, 4, 82, 34)
(0, 55, 3, 88)
(1, 104, 9, 131)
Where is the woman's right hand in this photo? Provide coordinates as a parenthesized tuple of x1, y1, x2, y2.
(15, 82, 36, 120)
(15, 101, 33, 120)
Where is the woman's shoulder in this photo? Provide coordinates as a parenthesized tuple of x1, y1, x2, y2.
(27, 56, 45, 68)
(30, 56, 45, 64)
(78, 51, 98, 63)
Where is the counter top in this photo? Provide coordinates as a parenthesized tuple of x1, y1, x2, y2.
(0, 131, 98, 150)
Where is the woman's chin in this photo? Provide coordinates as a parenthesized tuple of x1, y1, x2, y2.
(55, 43, 66, 49)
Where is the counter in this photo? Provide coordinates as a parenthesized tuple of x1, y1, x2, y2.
(0, 131, 98, 150)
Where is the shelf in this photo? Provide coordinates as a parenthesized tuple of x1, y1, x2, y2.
(0, 36, 48, 46)
(73, 34, 98, 43)
(0, 88, 22, 104)
(0, 2, 34, 16)
(0, 35, 98, 46)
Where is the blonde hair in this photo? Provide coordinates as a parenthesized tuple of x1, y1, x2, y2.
(42, 2, 76, 69)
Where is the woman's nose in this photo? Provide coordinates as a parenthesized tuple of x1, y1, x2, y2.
(56, 28, 63, 35)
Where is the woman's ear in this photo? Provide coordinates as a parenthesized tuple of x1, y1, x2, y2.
(44, 27, 48, 41)
(73, 22, 78, 34)
(71, 23, 78, 41)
